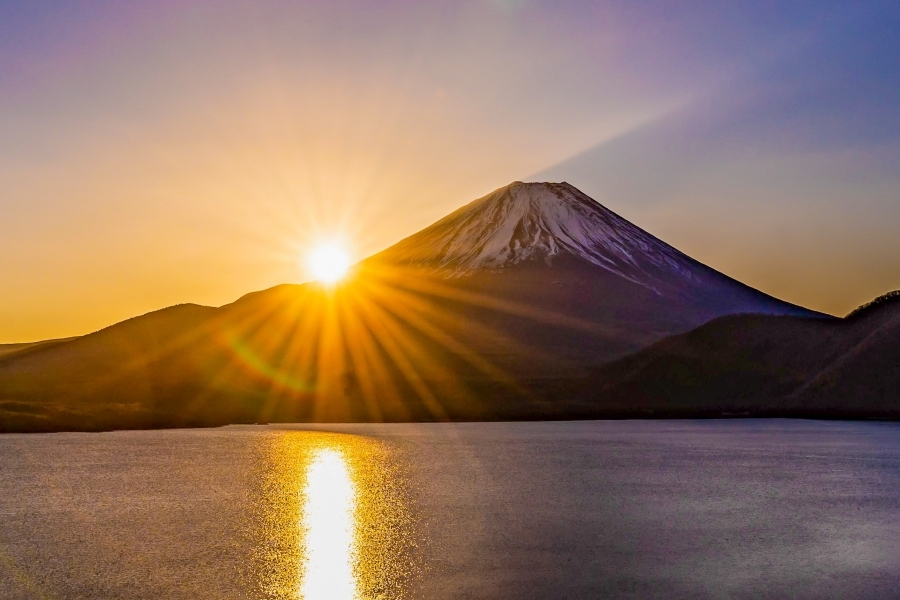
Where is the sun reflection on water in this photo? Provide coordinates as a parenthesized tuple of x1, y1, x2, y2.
(300, 448, 358, 600)
(252, 431, 418, 600)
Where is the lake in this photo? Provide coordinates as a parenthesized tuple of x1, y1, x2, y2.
(0, 420, 898, 599)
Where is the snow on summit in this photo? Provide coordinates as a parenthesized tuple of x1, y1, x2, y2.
(377, 181, 696, 284)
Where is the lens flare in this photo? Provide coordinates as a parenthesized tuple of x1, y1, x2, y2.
(307, 243, 351, 284)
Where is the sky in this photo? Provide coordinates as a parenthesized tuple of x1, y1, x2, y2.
(2, 0, 899, 342)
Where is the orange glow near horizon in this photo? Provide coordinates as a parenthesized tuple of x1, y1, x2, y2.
(25, 247, 636, 426)
(189, 258, 621, 425)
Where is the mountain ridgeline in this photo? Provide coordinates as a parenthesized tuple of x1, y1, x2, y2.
(0, 182, 894, 432)
(580, 291, 900, 418)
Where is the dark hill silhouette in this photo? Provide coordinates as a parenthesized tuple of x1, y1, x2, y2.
(0, 182, 825, 431)
(790, 293, 900, 414)
(581, 292, 900, 418)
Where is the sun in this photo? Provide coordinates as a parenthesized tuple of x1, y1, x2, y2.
(307, 242, 351, 285)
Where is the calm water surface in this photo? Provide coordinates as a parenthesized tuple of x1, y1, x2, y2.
(0, 420, 898, 599)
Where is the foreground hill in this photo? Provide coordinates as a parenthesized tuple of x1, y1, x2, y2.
(0, 182, 821, 431)
(582, 291, 900, 418)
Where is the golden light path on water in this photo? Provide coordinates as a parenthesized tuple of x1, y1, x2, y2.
(300, 448, 357, 600)
(253, 431, 418, 600)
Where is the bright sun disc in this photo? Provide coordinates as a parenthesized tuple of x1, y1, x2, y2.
(308, 243, 351, 284)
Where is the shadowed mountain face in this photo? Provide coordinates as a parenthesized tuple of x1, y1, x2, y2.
(0, 182, 822, 431)
(361, 181, 819, 372)
(581, 293, 900, 418)
(372, 182, 818, 316)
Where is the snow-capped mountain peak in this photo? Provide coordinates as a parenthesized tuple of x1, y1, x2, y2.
(375, 181, 694, 284)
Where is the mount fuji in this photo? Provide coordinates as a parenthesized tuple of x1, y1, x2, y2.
(373, 181, 814, 307)
(376, 181, 706, 281)
(0, 181, 827, 430)
(358, 181, 821, 375)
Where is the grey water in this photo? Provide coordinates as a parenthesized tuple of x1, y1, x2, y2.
(0, 420, 898, 599)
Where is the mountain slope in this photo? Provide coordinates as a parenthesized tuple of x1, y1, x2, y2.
(789, 294, 900, 413)
(375, 181, 697, 282)
(0, 181, 825, 430)
(372, 182, 818, 316)
(581, 292, 900, 417)
(359, 181, 820, 374)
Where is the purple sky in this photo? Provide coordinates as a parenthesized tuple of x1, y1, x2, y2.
(2, 1, 899, 341)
